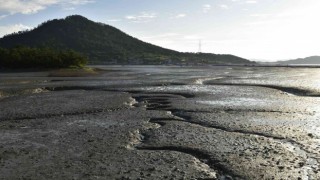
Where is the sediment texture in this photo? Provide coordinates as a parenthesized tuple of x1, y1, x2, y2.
(1, 66, 320, 179)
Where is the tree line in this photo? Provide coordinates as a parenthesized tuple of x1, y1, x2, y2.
(0, 46, 87, 68)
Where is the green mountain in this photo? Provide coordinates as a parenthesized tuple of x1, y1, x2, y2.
(277, 56, 320, 65)
(0, 15, 252, 65)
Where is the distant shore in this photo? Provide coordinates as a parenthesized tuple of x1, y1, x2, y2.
(2, 63, 320, 75)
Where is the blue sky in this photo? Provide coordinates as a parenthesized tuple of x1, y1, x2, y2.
(0, 0, 319, 61)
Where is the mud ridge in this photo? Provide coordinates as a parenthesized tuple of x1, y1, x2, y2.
(0, 107, 128, 122)
(132, 92, 320, 175)
(137, 145, 243, 180)
(170, 111, 320, 169)
(132, 94, 294, 142)
(43, 81, 188, 92)
(203, 82, 319, 97)
(170, 108, 291, 114)
(128, 95, 229, 178)
(133, 92, 195, 99)
(131, 94, 245, 179)
(147, 118, 320, 178)
(152, 117, 286, 141)
(44, 86, 105, 91)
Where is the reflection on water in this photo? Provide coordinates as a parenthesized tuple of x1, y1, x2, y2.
(1, 65, 320, 91)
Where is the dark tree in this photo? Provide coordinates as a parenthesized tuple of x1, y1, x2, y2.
(0, 46, 87, 69)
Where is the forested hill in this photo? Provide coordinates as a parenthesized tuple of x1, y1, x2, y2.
(277, 56, 320, 65)
(0, 15, 253, 65)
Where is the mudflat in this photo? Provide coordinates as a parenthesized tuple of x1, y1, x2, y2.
(0, 66, 319, 179)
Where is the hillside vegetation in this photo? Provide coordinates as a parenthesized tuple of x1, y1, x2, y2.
(0, 46, 87, 68)
(277, 56, 320, 65)
(0, 15, 252, 65)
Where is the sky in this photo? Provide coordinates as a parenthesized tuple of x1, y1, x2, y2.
(0, 0, 319, 61)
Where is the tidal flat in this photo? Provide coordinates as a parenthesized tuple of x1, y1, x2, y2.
(0, 65, 320, 179)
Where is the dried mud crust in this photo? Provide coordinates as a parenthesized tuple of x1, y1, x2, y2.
(1, 87, 319, 179)
(130, 92, 320, 179)
(0, 92, 217, 179)
(0, 90, 131, 121)
(1, 66, 320, 179)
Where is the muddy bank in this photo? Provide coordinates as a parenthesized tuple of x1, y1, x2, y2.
(1, 66, 320, 179)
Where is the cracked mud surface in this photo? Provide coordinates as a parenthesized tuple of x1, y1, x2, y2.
(1, 66, 320, 179)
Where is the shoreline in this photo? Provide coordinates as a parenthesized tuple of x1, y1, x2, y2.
(2, 63, 320, 75)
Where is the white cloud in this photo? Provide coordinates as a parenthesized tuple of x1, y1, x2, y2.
(184, 35, 204, 40)
(141, 33, 180, 39)
(106, 19, 121, 22)
(220, 4, 229, 10)
(245, 1, 257, 4)
(0, 0, 94, 16)
(0, 14, 8, 19)
(0, 24, 31, 37)
(63, 7, 76, 11)
(203, 4, 211, 13)
(250, 13, 272, 18)
(139, 33, 180, 49)
(68, 0, 94, 5)
(237, 1, 320, 60)
(175, 14, 186, 18)
(125, 12, 157, 23)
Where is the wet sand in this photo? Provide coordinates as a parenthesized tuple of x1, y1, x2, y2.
(0, 66, 320, 179)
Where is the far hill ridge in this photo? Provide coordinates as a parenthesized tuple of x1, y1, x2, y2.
(277, 56, 320, 65)
(0, 15, 253, 65)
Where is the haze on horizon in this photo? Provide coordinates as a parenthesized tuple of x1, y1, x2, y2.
(0, 0, 319, 62)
